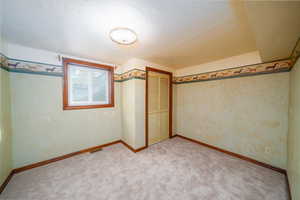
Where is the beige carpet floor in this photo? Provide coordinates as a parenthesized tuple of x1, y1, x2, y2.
(1, 137, 288, 200)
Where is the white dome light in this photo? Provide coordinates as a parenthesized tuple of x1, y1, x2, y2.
(110, 27, 137, 45)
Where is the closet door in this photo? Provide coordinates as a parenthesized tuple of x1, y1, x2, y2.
(148, 71, 170, 145)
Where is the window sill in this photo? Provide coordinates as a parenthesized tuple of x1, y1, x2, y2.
(63, 104, 114, 110)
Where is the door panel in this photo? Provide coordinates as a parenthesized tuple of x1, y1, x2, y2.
(148, 71, 170, 145)
(160, 111, 169, 141)
(148, 76, 159, 113)
(160, 77, 169, 111)
(148, 113, 160, 145)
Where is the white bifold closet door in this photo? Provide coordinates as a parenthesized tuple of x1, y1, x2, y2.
(148, 71, 169, 145)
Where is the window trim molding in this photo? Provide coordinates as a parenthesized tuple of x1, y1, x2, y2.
(63, 58, 114, 110)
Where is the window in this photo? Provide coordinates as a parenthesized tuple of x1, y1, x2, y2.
(63, 58, 114, 110)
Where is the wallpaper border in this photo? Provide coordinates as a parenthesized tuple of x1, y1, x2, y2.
(1, 38, 300, 83)
(114, 68, 145, 82)
(173, 58, 292, 84)
(0, 53, 146, 81)
(0, 53, 63, 77)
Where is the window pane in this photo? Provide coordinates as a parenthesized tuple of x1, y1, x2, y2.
(65, 59, 114, 109)
(92, 70, 108, 103)
(69, 65, 89, 103)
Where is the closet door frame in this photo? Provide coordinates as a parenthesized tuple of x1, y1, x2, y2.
(145, 67, 173, 147)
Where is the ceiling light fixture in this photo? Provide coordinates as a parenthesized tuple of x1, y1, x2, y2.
(109, 27, 137, 45)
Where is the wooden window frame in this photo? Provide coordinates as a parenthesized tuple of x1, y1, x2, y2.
(63, 58, 114, 110)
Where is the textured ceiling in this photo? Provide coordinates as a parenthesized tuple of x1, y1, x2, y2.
(2, 0, 300, 69)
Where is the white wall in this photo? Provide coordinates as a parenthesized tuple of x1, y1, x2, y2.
(6, 43, 123, 168)
(0, 68, 12, 187)
(0, 0, 7, 54)
(288, 58, 300, 199)
(134, 79, 145, 148)
(120, 57, 171, 149)
(4, 40, 289, 172)
(175, 72, 289, 169)
(0, 0, 2, 51)
(173, 50, 291, 169)
(121, 58, 174, 73)
(0, 0, 13, 186)
(6, 43, 117, 69)
(121, 79, 145, 149)
(121, 80, 136, 147)
(6, 42, 172, 166)
(175, 51, 261, 76)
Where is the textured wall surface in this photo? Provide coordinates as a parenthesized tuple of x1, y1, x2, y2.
(121, 80, 136, 148)
(10, 73, 123, 168)
(0, 68, 13, 186)
(2, 40, 293, 180)
(121, 79, 145, 149)
(134, 79, 145, 149)
(288, 58, 300, 199)
(175, 72, 289, 169)
(121, 58, 174, 74)
(0, 0, 13, 186)
(172, 85, 177, 136)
